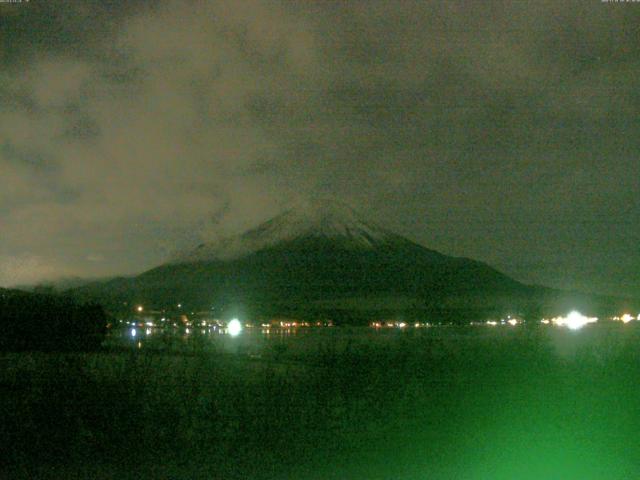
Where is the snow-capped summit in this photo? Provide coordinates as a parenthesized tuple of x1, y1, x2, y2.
(171, 198, 392, 263)
(248, 198, 389, 244)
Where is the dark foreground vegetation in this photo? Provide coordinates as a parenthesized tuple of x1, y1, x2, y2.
(0, 289, 107, 351)
(2, 326, 640, 479)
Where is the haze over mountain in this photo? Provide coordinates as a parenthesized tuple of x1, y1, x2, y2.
(71, 199, 637, 323)
(172, 199, 399, 263)
(14, 276, 117, 294)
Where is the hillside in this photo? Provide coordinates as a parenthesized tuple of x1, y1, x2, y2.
(0, 288, 107, 351)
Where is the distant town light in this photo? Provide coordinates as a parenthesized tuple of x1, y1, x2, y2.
(551, 311, 597, 330)
(620, 313, 634, 324)
(130, 328, 137, 338)
(136, 305, 143, 313)
(228, 318, 242, 337)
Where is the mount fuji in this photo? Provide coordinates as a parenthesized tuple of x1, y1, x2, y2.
(70, 199, 631, 322)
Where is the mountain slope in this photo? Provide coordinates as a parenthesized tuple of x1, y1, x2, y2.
(70, 199, 637, 322)
(171, 199, 395, 263)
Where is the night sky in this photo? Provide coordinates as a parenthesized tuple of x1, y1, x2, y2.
(0, 0, 638, 297)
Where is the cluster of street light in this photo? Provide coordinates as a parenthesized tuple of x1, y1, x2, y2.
(126, 304, 640, 338)
(369, 311, 640, 331)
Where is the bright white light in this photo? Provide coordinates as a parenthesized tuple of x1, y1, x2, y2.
(130, 328, 137, 338)
(621, 313, 634, 324)
(566, 311, 585, 330)
(486, 321, 498, 326)
(508, 319, 518, 326)
(136, 306, 143, 313)
(398, 322, 407, 328)
(228, 318, 242, 337)
(552, 311, 598, 330)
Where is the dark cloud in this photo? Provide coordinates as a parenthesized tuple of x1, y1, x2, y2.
(0, 0, 638, 297)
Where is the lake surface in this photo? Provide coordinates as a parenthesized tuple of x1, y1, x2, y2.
(3, 322, 640, 479)
(106, 321, 640, 361)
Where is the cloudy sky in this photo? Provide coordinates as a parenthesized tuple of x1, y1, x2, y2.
(0, 0, 638, 297)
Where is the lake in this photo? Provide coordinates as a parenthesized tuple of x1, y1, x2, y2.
(2, 322, 640, 479)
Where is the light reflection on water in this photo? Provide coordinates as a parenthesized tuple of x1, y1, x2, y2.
(106, 322, 639, 359)
(108, 324, 334, 353)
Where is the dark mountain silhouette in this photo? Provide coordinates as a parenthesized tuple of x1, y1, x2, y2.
(69, 199, 638, 323)
(0, 288, 108, 351)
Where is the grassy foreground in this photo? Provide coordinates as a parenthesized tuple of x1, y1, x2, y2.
(2, 325, 640, 479)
